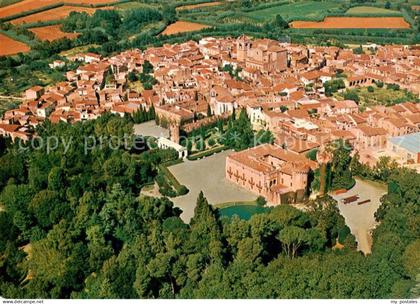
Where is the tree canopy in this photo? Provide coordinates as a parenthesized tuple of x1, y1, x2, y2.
(0, 114, 418, 299)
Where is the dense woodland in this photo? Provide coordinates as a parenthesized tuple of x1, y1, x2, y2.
(0, 114, 419, 299)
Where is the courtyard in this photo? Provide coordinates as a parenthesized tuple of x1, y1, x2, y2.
(133, 121, 169, 138)
(332, 178, 387, 255)
(168, 150, 257, 222)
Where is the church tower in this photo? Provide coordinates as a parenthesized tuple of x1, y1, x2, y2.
(237, 35, 250, 62)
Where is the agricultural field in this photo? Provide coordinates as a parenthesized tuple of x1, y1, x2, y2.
(290, 17, 411, 29)
(345, 6, 402, 15)
(0, 98, 20, 118)
(161, 21, 210, 35)
(0, 0, 22, 8)
(59, 43, 99, 56)
(114, 1, 154, 10)
(29, 24, 79, 41)
(176, 1, 222, 11)
(0, 0, 57, 18)
(244, 1, 343, 22)
(0, 32, 29, 56)
(10, 5, 112, 24)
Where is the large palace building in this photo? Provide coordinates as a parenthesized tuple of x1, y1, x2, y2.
(237, 36, 288, 73)
(226, 144, 317, 205)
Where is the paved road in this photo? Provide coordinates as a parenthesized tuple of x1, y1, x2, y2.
(169, 150, 257, 222)
(332, 178, 387, 255)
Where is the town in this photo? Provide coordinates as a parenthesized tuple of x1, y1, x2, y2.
(0, 36, 419, 206)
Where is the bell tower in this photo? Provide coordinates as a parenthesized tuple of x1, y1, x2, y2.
(237, 35, 250, 62)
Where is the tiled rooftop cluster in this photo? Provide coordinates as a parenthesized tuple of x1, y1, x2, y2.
(0, 36, 419, 169)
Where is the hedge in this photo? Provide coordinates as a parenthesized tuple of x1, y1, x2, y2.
(20, 20, 62, 29)
(187, 145, 228, 161)
(157, 160, 189, 196)
(0, 0, 21, 8)
(214, 200, 257, 209)
(175, 0, 216, 9)
(240, 1, 289, 13)
(0, 0, 125, 22)
(0, 3, 63, 22)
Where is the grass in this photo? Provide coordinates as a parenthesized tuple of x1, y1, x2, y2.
(59, 44, 99, 57)
(115, 1, 156, 10)
(128, 80, 144, 93)
(335, 86, 418, 107)
(0, 98, 20, 116)
(245, 1, 344, 22)
(345, 6, 402, 15)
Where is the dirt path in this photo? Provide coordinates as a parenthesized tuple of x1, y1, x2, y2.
(0, 95, 24, 100)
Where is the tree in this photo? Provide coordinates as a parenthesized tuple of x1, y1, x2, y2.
(385, 1, 391, 9)
(328, 140, 354, 190)
(142, 60, 153, 74)
(278, 226, 307, 259)
(162, 5, 176, 24)
(273, 15, 288, 29)
(128, 71, 137, 82)
(256, 196, 267, 207)
(223, 109, 254, 151)
(343, 90, 360, 103)
(29, 190, 66, 228)
(240, 0, 252, 8)
(352, 45, 364, 54)
(48, 167, 65, 191)
(207, 104, 212, 117)
(323, 79, 345, 96)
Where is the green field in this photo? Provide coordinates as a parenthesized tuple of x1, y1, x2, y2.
(346, 6, 402, 15)
(115, 1, 156, 10)
(0, 0, 21, 8)
(335, 86, 419, 108)
(245, 1, 344, 22)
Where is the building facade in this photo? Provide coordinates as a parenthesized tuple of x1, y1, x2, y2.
(226, 144, 317, 205)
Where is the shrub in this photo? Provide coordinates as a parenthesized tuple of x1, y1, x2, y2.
(177, 185, 189, 196)
(367, 86, 374, 93)
(375, 81, 384, 88)
(256, 196, 267, 207)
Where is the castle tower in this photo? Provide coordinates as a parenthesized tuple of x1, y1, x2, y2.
(169, 122, 180, 144)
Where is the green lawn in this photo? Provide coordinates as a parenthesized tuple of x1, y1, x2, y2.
(245, 1, 343, 22)
(345, 6, 402, 15)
